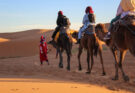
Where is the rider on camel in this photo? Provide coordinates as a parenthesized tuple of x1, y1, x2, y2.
(51, 11, 71, 42)
(76, 6, 95, 44)
(104, 0, 135, 40)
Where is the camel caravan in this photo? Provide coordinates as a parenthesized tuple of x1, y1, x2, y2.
(42, 0, 135, 82)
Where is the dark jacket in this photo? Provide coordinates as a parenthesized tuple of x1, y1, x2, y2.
(56, 15, 71, 27)
(57, 15, 65, 26)
(88, 13, 95, 23)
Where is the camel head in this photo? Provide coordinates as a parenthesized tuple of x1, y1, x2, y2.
(95, 23, 108, 41)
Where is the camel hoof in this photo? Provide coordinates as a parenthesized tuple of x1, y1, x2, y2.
(78, 67, 82, 71)
(86, 71, 90, 74)
(112, 76, 118, 81)
(124, 75, 130, 82)
(102, 72, 106, 76)
(59, 64, 63, 68)
(67, 67, 70, 71)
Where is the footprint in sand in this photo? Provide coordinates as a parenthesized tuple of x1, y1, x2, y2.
(71, 86, 78, 88)
(32, 88, 39, 91)
(11, 89, 19, 91)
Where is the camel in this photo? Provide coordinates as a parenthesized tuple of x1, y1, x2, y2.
(49, 26, 73, 71)
(95, 24, 119, 80)
(72, 26, 106, 75)
(111, 15, 135, 81)
(95, 16, 135, 81)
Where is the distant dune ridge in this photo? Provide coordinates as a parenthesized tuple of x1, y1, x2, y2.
(0, 29, 54, 57)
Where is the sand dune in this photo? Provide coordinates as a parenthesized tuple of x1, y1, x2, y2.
(0, 29, 54, 57)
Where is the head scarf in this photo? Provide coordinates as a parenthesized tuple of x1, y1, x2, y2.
(40, 35, 45, 44)
(85, 6, 94, 14)
(58, 11, 63, 16)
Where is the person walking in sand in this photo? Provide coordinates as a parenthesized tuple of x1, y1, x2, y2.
(39, 35, 49, 65)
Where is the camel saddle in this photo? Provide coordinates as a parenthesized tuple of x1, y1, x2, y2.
(112, 15, 135, 34)
(82, 25, 95, 36)
(121, 15, 135, 26)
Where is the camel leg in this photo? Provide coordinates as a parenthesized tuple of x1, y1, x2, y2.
(70, 43, 73, 56)
(90, 48, 94, 74)
(111, 49, 119, 80)
(66, 49, 71, 71)
(58, 48, 63, 68)
(65, 41, 72, 71)
(86, 50, 90, 74)
(56, 49, 59, 58)
(98, 49, 106, 76)
(119, 51, 129, 81)
(78, 46, 83, 71)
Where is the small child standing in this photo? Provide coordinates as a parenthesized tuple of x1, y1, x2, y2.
(39, 35, 49, 65)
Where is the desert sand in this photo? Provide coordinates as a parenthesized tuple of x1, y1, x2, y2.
(0, 28, 135, 93)
(0, 78, 130, 93)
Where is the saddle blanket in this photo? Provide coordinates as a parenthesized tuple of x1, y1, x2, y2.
(54, 30, 77, 43)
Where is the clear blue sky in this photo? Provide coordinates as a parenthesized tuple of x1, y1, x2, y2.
(0, 0, 121, 33)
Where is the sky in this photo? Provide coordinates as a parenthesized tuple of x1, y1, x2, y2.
(0, 0, 121, 33)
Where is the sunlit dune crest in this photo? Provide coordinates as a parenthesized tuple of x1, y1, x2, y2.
(39, 29, 53, 33)
(0, 38, 10, 43)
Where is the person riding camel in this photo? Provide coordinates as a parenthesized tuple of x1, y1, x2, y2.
(104, 0, 135, 40)
(51, 11, 71, 41)
(39, 35, 49, 65)
(76, 6, 95, 44)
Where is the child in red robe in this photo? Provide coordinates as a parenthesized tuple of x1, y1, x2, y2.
(39, 35, 49, 65)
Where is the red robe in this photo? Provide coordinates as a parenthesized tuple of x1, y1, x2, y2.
(39, 42, 48, 62)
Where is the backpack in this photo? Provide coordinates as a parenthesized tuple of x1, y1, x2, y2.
(88, 14, 95, 23)
(63, 16, 71, 26)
